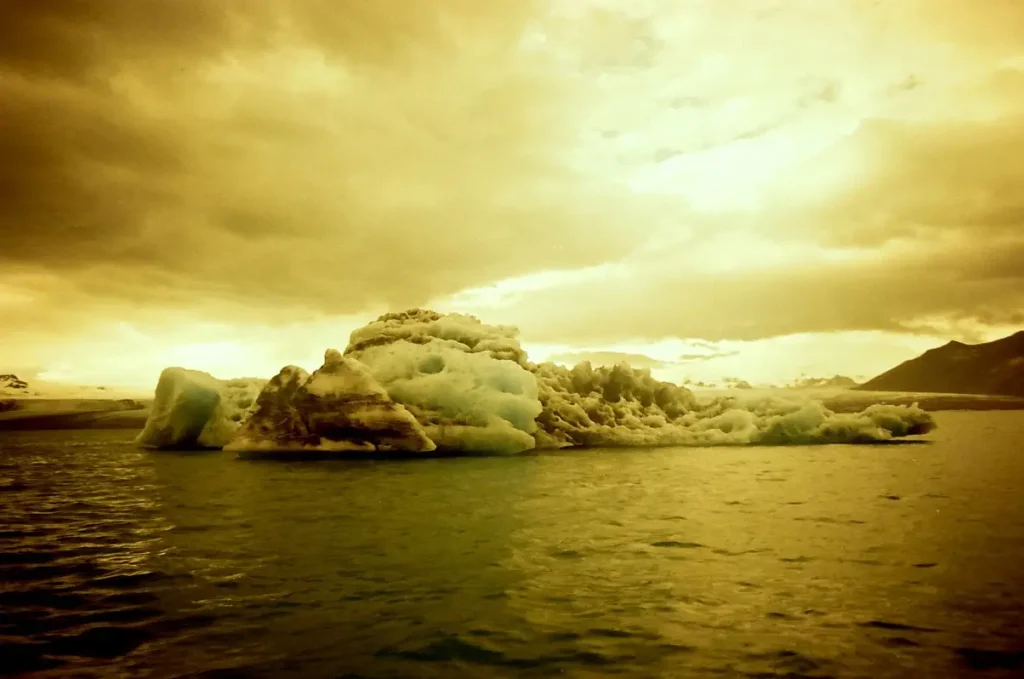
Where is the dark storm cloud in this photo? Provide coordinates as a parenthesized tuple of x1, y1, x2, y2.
(499, 244, 1024, 345)
(2, 0, 1023, 361)
(781, 116, 1024, 248)
(0, 0, 640, 328)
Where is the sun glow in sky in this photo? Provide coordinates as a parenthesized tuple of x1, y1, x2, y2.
(1, 1, 1023, 392)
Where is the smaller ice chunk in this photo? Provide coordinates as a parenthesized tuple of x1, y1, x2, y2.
(224, 365, 311, 449)
(225, 350, 437, 454)
(135, 368, 264, 449)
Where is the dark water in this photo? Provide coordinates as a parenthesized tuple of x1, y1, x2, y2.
(1, 411, 1023, 678)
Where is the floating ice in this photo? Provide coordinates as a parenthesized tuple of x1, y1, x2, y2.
(224, 351, 436, 454)
(135, 368, 264, 448)
(532, 362, 934, 447)
(345, 310, 542, 454)
(137, 309, 936, 453)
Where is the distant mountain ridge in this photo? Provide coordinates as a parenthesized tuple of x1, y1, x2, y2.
(788, 375, 859, 389)
(857, 331, 1024, 397)
(0, 373, 149, 400)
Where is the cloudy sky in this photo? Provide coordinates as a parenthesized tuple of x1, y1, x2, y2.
(2, 0, 1022, 390)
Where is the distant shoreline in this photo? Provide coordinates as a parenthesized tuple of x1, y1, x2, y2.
(820, 393, 1024, 413)
(0, 398, 150, 431)
(1, 391, 1023, 432)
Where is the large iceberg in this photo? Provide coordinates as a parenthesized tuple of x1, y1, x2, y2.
(136, 309, 936, 454)
(341, 309, 935, 450)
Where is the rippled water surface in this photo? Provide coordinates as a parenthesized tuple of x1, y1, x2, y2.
(2, 410, 1024, 678)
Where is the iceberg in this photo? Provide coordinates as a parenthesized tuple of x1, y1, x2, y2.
(345, 311, 542, 454)
(135, 368, 264, 449)
(224, 350, 436, 454)
(530, 361, 936, 448)
(345, 310, 935, 450)
(222, 365, 311, 449)
(136, 308, 937, 454)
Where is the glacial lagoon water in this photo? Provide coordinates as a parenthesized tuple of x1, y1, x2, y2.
(1, 410, 1023, 678)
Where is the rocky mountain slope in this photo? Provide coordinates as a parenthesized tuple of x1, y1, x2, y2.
(858, 331, 1024, 397)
